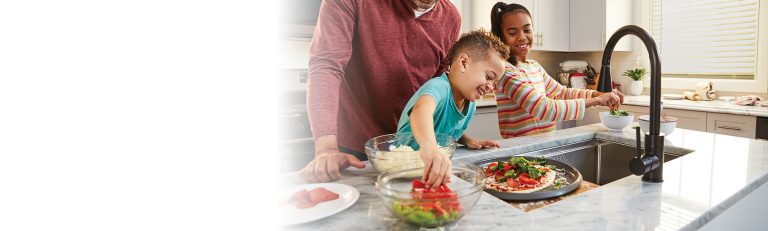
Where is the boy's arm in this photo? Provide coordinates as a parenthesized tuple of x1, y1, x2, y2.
(409, 95, 451, 189)
(410, 96, 439, 151)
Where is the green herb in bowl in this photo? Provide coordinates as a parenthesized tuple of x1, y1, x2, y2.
(609, 109, 630, 117)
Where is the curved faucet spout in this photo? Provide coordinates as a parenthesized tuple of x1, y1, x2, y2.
(597, 25, 664, 183)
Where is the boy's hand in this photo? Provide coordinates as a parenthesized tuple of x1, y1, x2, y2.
(464, 139, 501, 149)
(419, 146, 452, 190)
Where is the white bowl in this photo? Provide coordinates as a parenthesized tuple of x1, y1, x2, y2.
(637, 115, 678, 136)
(599, 111, 634, 132)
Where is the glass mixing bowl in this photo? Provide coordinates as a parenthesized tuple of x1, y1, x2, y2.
(375, 162, 484, 228)
(364, 132, 456, 173)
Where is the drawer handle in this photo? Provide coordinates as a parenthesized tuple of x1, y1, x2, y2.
(717, 125, 742, 131)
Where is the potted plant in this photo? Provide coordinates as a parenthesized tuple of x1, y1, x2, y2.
(623, 68, 648, 96)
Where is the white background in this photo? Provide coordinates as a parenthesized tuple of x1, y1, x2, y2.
(0, 1, 278, 230)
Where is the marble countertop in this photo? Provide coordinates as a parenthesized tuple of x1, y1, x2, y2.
(622, 95, 768, 117)
(475, 95, 497, 108)
(471, 94, 768, 117)
(282, 124, 768, 230)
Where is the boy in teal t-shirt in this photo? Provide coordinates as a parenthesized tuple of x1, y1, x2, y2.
(396, 30, 510, 189)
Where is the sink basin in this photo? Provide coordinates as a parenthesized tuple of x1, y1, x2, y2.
(519, 139, 693, 185)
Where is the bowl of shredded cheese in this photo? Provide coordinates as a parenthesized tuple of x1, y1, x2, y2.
(364, 132, 456, 173)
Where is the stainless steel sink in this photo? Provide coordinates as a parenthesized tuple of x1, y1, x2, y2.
(520, 139, 693, 185)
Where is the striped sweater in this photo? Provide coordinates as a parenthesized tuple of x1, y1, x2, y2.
(494, 60, 596, 138)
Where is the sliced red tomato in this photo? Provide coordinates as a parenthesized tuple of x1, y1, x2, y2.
(507, 179, 520, 188)
(518, 173, 539, 185)
(485, 162, 498, 175)
(502, 163, 512, 171)
(412, 179, 426, 189)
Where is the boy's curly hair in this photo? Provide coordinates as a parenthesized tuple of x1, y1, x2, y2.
(444, 29, 510, 71)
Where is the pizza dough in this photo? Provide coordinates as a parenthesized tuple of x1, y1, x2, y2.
(484, 169, 557, 193)
(373, 145, 452, 173)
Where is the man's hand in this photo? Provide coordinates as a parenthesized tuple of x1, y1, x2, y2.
(419, 146, 452, 190)
(299, 136, 365, 183)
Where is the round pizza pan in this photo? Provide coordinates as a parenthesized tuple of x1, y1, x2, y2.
(474, 156, 582, 201)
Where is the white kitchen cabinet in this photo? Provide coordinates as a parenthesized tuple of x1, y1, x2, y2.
(580, 104, 760, 139)
(578, 105, 708, 133)
(535, 0, 570, 51)
(469, 0, 569, 52)
(706, 112, 757, 139)
(661, 108, 707, 132)
(569, 0, 632, 52)
(470, 0, 530, 32)
(466, 106, 503, 140)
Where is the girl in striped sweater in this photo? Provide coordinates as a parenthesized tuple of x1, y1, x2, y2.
(490, 3, 624, 138)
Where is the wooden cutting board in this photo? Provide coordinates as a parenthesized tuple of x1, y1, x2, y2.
(505, 181, 600, 212)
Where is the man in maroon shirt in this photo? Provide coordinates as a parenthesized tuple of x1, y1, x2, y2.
(300, 0, 461, 182)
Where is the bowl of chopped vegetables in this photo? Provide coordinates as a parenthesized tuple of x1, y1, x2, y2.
(374, 162, 484, 228)
(599, 109, 634, 132)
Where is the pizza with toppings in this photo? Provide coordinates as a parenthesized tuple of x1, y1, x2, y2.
(482, 156, 558, 193)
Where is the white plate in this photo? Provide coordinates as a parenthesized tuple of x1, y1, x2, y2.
(718, 96, 735, 101)
(280, 183, 359, 225)
(662, 94, 684, 100)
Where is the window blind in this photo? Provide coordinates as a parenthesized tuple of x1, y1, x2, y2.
(650, 0, 759, 79)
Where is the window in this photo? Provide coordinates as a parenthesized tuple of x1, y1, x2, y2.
(650, 0, 759, 80)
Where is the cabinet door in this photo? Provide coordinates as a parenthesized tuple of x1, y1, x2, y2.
(707, 113, 757, 139)
(663, 109, 707, 132)
(466, 107, 503, 140)
(470, 0, 533, 31)
(614, 105, 708, 132)
(569, 0, 603, 51)
(536, 0, 570, 51)
(604, 0, 633, 51)
(569, 0, 632, 52)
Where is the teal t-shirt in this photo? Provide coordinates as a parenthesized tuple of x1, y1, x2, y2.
(396, 73, 475, 141)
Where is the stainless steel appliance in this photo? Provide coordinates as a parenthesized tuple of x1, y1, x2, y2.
(280, 69, 315, 171)
(757, 117, 768, 140)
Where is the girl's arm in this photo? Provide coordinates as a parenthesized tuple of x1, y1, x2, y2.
(543, 71, 596, 100)
(499, 68, 611, 122)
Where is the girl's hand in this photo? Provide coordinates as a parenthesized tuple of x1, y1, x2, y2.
(612, 89, 625, 104)
(419, 146, 452, 190)
(596, 91, 620, 106)
(464, 139, 501, 149)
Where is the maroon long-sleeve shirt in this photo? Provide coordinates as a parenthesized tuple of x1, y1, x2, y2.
(307, 0, 460, 154)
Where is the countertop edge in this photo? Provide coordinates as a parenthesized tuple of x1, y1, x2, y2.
(681, 175, 768, 231)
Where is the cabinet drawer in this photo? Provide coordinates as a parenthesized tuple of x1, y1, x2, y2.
(707, 113, 756, 139)
(663, 109, 707, 132)
(604, 105, 708, 132)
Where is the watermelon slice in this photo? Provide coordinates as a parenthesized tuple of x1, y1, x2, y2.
(288, 187, 339, 209)
(309, 187, 340, 203)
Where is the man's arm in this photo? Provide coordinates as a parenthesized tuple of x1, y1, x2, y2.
(307, 0, 357, 143)
(300, 0, 364, 183)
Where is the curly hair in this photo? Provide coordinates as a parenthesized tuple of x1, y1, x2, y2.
(444, 29, 510, 71)
(490, 2, 532, 65)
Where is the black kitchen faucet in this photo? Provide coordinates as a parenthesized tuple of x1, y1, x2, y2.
(597, 25, 664, 183)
